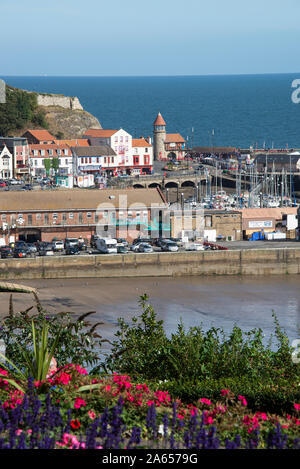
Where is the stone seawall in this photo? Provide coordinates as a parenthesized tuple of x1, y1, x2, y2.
(0, 248, 299, 280)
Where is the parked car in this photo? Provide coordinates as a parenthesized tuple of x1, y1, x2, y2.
(117, 244, 129, 254)
(90, 235, 100, 249)
(13, 247, 28, 258)
(52, 240, 65, 252)
(138, 243, 153, 253)
(160, 240, 179, 252)
(0, 181, 7, 187)
(64, 238, 79, 249)
(26, 243, 38, 254)
(185, 243, 205, 251)
(38, 243, 54, 256)
(23, 184, 33, 191)
(0, 246, 13, 258)
(65, 245, 80, 255)
(117, 238, 129, 247)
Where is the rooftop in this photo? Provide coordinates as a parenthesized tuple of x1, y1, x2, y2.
(83, 129, 118, 138)
(0, 188, 167, 212)
(71, 145, 116, 157)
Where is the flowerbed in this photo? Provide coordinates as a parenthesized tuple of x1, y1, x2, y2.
(0, 365, 299, 449)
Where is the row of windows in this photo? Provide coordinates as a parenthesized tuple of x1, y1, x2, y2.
(32, 149, 69, 157)
(1, 210, 149, 224)
(33, 158, 70, 166)
(114, 136, 129, 143)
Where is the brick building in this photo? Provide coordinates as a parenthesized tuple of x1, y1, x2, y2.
(0, 188, 167, 244)
(170, 209, 243, 241)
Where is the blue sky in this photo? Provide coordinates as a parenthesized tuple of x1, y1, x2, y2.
(1, 0, 300, 75)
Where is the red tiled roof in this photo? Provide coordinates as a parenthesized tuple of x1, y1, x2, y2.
(83, 129, 118, 138)
(132, 138, 152, 148)
(23, 129, 55, 141)
(153, 113, 166, 126)
(54, 139, 90, 147)
(165, 133, 185, 143)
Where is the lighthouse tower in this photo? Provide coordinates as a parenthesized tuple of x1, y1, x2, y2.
(153, 112, 166, 161)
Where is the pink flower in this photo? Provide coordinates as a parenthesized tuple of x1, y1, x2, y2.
(200, 398, 212, 406)
(294, 403, 300, 410)
(88, 410, 96, 420)
(105, 385, 111, 392)
(74, 398, 86, 409)
(221, 389, 230, 397)
(238, 395, 247, 406)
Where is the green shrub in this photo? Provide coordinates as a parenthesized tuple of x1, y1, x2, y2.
(105, 295, 300, 386)
(0, 293, 105, 371)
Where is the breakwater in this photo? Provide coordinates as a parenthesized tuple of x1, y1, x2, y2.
(0, 248, 300, 280)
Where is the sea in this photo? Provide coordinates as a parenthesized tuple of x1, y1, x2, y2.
(2, 73, 300, 149)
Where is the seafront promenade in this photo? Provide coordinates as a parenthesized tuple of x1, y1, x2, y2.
(1, 245, 300, 280)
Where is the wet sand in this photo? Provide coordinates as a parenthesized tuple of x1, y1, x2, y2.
(1, 275, 300, 347)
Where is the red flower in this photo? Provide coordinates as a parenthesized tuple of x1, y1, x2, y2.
(70, 419, 80, 430)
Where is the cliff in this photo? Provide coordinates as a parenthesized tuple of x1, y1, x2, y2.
(0, 86, 102, 139)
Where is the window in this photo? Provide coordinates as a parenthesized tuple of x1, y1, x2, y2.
(125, 136, 128, 142)
(57, 149, 61, 156)
(44, 214, 49, 224)
(53, 213, 58, 220)
(114, 136, 118, 143)
(145, 148, 148, 153)
(95, 214, 98, 223)
(28, 214, 32, 225)
(48, 150, 53, 156)
(144, 155, 150, 165)
(205, 216, 212, 227)
(36, 213, 41, 220)
(33, 150, 38, 156)
(120, 136, 123, 143)
(65, 159, 68, 166)
(64, 149, 68, 155)
(78, 213, 83, 223)
(87, 212, 92, 219)
(40, 150, 45, 156)
(1, 214, 6, 221)
(62, 213, 67, 223)
(34, 160, 38, 166)
(134, 156, 139, 165)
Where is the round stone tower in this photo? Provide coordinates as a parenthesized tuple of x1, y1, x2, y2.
(153, 112, 166, 161)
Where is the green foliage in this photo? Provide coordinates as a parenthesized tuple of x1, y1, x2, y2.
(0, 86, 47, 135)
(105, 295, 300, 387)
(0, 318, 61, 392)
(163, 377, 300, 415)
(0, 293, 106, 371)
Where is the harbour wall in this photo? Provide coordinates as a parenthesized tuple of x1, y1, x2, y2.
(0, 248, 300, 280)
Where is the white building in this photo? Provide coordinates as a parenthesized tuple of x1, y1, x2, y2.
(29, 144, 73, 178)
(83, 129, 153, 175)
(0, 145, 13, 179)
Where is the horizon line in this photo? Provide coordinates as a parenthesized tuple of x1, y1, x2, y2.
(2, 71, 300, 79)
